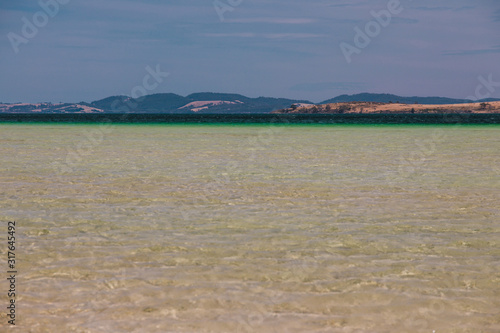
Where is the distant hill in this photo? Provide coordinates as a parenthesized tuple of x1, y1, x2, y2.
(88, 95, 129, 111)
(320, 93, 499, 105)
(88, 93, 312, 114)
(2, 92, 499, 113)
(186, 92, 250, 102)
(273, 100, 500, 114)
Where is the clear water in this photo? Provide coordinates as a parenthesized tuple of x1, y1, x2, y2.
(1, 124, 499, 332)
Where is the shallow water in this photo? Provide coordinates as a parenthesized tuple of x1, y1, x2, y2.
(1, 124, 499, 332)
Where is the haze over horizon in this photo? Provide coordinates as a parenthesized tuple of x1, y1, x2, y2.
(1, 0, 499, 104)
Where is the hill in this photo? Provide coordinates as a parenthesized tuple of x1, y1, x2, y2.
(0, 93, 311, 114)
(88, 93, 311, 113)
(273, 101, 500, 114)
(320, 93, 497, 105)
(1, 93, 499, 114)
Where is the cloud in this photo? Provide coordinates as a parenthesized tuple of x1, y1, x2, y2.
(225, 18, 316, 24)
(391, 17, 419, 24)
(290, 82, 367, 92)
(494, 9, 500, 21)
(202, 33, 324, 39)
(443, 45, 500, 56)
(326, 3, 365, 8)
(454, 6, 475, 12)
(264, 33, 325, 39)
(202, 33, 257, 38)
(414, 6, 454, 11)
(413, 5, 477, 13)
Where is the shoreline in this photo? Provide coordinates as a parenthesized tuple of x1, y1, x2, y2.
(273, 101, 500, 114)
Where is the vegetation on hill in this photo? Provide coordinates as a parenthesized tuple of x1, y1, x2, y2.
(88, 93, 312, 113)
(320, 93, 497, 105)
(273, 101, 500, 114)
(1, 93, 499, 114)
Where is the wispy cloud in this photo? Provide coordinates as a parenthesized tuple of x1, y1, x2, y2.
(264, 33, 325, 39)
(494, 9, 500, 22)
(443, 45, 500, 56)
(202, 33, 257, 38)
(454, 6, 475, 12)
(225, 18, 315, 24)
(414, 6, 453, 11)
(392, 17, 419, 24)
(202, 33, 324, 39)
(326, 3, 365, 8)
(414, 5, 477, 13)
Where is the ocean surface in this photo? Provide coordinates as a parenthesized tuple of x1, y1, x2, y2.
(1, 123, 499, 332)
(1, 113, 500, 124)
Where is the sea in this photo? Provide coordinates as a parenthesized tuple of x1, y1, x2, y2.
(1, 122, 499, 332)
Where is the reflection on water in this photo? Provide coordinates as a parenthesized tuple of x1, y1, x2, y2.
(1, 124, 499, 332)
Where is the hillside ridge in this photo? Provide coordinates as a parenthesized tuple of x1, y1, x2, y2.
(1, 92, 499, 114)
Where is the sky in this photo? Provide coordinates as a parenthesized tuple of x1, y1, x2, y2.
(1, 0, 499, 103)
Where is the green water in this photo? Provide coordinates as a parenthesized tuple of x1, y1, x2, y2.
(1, 124, 499, 332)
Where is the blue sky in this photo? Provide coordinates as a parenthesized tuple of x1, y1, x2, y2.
(1, 0, 499, 103)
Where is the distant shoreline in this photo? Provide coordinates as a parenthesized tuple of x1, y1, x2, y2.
(2, 93, 499, 115)
(1, 113, 500, 124)
(273, 101, 500, 115)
